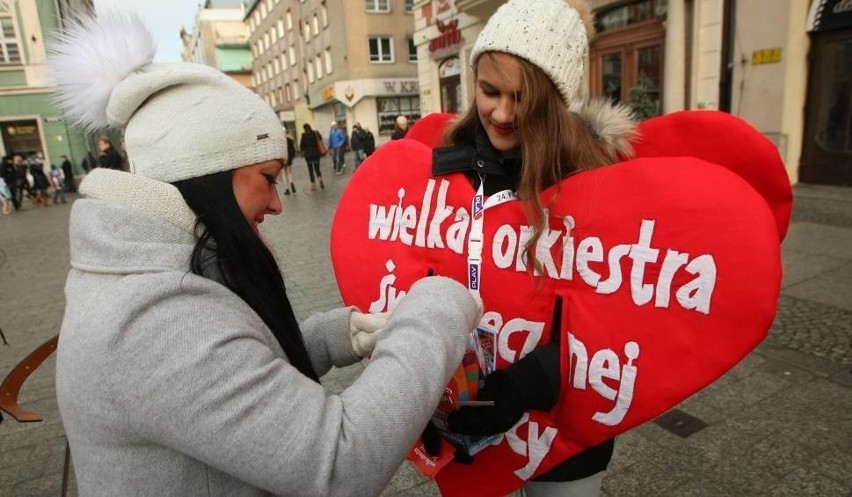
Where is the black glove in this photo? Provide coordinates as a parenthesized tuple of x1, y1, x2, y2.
(421, 419, 443, 457)
(421, 419, 476, 464)
(447, 342, 560, 436)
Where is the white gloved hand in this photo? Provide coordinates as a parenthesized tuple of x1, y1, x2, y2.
(349, 310, 389, 358)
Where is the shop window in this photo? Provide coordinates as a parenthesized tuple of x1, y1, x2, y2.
(369, 37, 394, 63)
(590, 4, 664, 119)
(801, 32, 852, 185)
(366, 0, 390, 13)
(377, 96, 420, 135)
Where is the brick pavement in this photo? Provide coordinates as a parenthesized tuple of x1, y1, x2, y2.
(0, 158, 850, 496)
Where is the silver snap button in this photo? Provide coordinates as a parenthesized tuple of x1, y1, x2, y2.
(476, 160, 485, 168)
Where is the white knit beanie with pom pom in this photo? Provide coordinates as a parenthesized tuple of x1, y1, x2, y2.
(48, 13, 286, 184)
(471, 0, 591, 104)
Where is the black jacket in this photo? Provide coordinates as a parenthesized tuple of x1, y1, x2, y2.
(300, 130, 322, 161)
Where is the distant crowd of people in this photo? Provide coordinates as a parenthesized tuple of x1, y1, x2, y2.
(0, 136, 125, 214)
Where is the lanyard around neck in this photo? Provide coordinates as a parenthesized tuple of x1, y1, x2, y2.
(467, 176, 517, 296)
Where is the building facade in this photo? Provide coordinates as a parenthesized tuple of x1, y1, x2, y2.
(0, 0, 93, 173)
(245, 0, 419, 147)
(181, 0, 252, 88)
(414, 0, 850, 186)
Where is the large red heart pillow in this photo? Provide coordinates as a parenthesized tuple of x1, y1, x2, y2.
(330, 112, 789, 496)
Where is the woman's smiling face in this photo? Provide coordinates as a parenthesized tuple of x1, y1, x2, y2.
(475, 52, 523, 153)
(232, 159, 284, 233)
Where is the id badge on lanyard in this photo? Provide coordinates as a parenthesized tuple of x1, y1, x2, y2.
(467, 179, 517, 296)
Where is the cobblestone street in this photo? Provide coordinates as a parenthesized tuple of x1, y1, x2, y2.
(0, 159, 850, 496)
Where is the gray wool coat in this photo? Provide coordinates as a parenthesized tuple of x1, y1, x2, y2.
(57, 172, 479, 497)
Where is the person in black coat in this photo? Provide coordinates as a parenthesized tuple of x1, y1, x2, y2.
(299, 123, 325, 191)
(97, 137, 123, 170)
(60, 155, 76, 193)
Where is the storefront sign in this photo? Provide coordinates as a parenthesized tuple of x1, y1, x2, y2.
(429, 19, 462, 60)
(752, 48, 782, 65)
(322, 86, 335, 101)
(382, 80, 420, 94)
(808, 0, 852, 32)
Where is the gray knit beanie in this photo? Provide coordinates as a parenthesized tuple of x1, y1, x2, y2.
(48, 13, 285, 184)
(471, 0, 590, 103)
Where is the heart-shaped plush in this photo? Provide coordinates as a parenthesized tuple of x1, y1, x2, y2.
(330, 111, 790, 496)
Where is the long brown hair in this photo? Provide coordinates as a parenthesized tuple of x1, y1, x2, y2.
(444, 53, 625, 275)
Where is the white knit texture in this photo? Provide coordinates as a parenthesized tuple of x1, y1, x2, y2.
(471, 0, 588, 103)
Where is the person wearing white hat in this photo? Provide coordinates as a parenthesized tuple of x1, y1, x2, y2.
(391, 115, 409, 140)
(429, 0, 637, 496)
(49, 13, 481, 496)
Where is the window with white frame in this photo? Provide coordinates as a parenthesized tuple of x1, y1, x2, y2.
(286, 11, 293, 30)
(321, 5, 328, 27)
(369, 36, 393, 63)
(289, 46, 296, 66)
(408, 37, 416, 63)
(293, 79, 301, 99)
(405, 0, 414, 12)
(277, 20, 284, 38)
(315, 54, 323, 79)
(304, 20, 311, 41)
(2, 17, 22, 64)
(312, 15, 319, 35)
(307, 62, 314, 83)
(286, 83, 293, 102)
(324, 48, 333, 74)
(366, 0, 390, 13)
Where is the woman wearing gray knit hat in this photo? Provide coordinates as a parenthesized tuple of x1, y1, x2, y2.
(432, 0, 636, 495)
(49, 13, 481, 496)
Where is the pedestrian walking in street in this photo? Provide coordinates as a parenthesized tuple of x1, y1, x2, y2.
(49, 164, 67, 204)
(49, 13, 481, 497)
(0, 174, 12, 214)
(364, 126, 376, 157)
(282, 132, 296, 195)
(28, 156, 51, 207)
(11, 154, 30, 209)
(0, 155, 17, 213)
(60, 154, 77, 193)
(350, 122, 368, 170)
(329, 121, 346, 174)
(299, 123, 325, 190)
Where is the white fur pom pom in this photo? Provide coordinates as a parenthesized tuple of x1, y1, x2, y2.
(48, 12, 156, 131)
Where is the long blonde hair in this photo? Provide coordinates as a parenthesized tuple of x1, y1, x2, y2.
(444, 53, 630, 275)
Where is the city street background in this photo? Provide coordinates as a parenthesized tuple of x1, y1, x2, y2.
(0, 156, 850, 496)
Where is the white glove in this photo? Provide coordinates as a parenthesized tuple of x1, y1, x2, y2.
(349, 310, 389, 358)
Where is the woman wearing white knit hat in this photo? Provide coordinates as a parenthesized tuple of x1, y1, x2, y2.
(432, 0, 636, 496)
(49, 13, 481, 496)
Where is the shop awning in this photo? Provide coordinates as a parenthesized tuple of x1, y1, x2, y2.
(808, 0, 852, 32)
